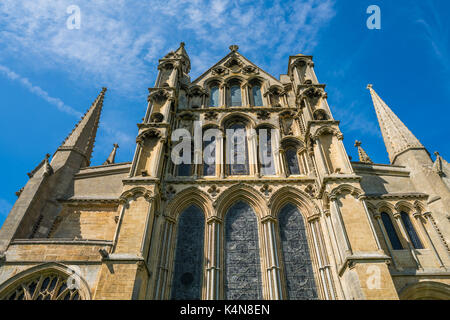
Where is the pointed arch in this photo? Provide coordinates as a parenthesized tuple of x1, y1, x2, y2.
(269, 186, 320, 220)
(400, 281, 450, 300)
(166, 187, 213, 219)
(215, 184, 267, 220)
(0, 263, 91, 300)
(220, 112, 255, 129)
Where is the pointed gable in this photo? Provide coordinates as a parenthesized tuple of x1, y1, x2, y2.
(191, 46, 284, 89)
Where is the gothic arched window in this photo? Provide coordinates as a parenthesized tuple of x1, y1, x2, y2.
(400, 212, 424, 249)
(226, 122, 249, 176)
(203, 135, 216, 176)
(286, 147, 300, 176)
(258, 128, 276, 176)
(1, 273, 82, 300)
(171, 205, 205, 300)
(278, 204, 318, 300)
(381, 213, 403, 250)
(224, 201, 263, 300)
(176, 147, 193, 177)
(209, 86, 219, 107)
(229, 85, 242, 107)
(252, 85, 263, 106)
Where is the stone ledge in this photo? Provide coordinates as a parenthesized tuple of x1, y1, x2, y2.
(11, 239, 113, 246)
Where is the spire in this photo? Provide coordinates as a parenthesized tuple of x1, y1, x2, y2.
(103, 143, 119, 165)
(367, 84, 425, 163)
(354, 140, 373, 164)
(57, 87, 107, 167)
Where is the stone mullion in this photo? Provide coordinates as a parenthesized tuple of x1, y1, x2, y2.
(415, 212, 445, 269)
(373, 213, 401, 271)
(248, 129, 259, 177)
(393, 213, 422, 269)
(206, 218, 221, 300)
(218, 131, 225, 178)
(261, 217, 282, 300)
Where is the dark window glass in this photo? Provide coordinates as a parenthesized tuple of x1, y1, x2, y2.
(252, 86, 263, 106)
(230, 85, 242, 106)
(210, 87, 219, 107)
(259, 129, 275, 176)
(203, 136, 216, 176)
(401, 212, 423, 249)
(278, 204, 318, 300)
(177, 148, 192, 177)
(171, 205, 205, 300)
(226, 123, 249, 175)
(381, 213, 403, 250)
(286, 148, 300, 175)
(224, 201, 262, 300)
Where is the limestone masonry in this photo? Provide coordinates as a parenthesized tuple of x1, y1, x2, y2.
(0, 44, 449, 300)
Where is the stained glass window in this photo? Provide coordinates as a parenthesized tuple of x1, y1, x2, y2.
(278, 204, 318, 300)
(252, 86, 263, 106)
(286, 148, 300, 176)
(224, 201, 263, 300)
(381, 213, 403, 250)
(226, 123, 249, 175)
(230, 85, 242, 107)
(203, 136, 216, 176)
(171, 205, 205, 300)
(259, 129, 276, 176)
(1, 273, 82, 300)
(210, 87, 219, 107)
(401, 212, 423, 249)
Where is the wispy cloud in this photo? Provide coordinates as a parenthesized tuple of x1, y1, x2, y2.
(0, 64, 82, 117)
(414, 1, 450, 73)
(0, 0, 336, 94)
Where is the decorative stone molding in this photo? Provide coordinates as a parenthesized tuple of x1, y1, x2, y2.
(148, 88, 175, 103)
(256, 110, 271, 120)
(119, 187, 153, 204)
(329, 184, 363, 200)
(260, 184, 273, 197)
(136, 128, 162, 145)
(207, 185, 220, 198)
(204, 111, 218, 121)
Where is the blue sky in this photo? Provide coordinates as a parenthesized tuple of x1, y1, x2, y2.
(0, 0, 449, 227)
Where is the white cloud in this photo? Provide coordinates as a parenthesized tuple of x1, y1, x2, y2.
(0, 64, 82, 117)
(0, 0, 336, 94)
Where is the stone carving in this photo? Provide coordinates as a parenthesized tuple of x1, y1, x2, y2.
(279, 111, 296, 136)
(278, 204, 318, 300)
(256, 110, 270, 120)
(165, 186, 176, 200)
(224, 202, 263, 300)
(207, 185, 220, 198)
(204, 111, 218, 121)
(304, 184, 317, 198)
(260, 184, 273, 197)
(171, 205, 205, 300)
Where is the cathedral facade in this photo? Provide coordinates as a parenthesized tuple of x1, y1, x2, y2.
(0, 44, 449, 300)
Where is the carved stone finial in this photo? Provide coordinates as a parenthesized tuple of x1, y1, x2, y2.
(354, 140, 373, 164)
(229, 45, 239, 52)
(180, 42, 185, 48)
(103, 143, 119, 165)
(367, 84, 373, 90)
